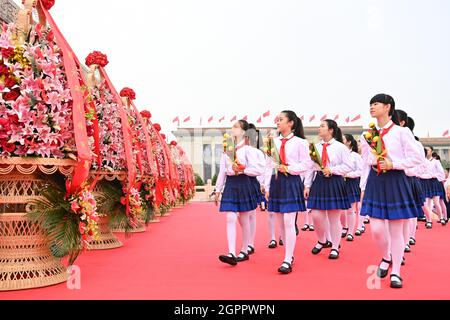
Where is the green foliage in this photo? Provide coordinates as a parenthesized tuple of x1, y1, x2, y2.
(212, 173, 218, 186)
(27, 173, 82, 265)
(194, 173, 204, 186)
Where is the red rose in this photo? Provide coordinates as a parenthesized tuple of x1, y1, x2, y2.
(1, 48, 15, 60)
(140, 110, 152, 119)
(107, 123, 113, 130)
(0, 63, 9, 75)
(170, 141, 177, 147)
(41, 0, 55, 10)
(85, 51, 109, 68)
(153, 123, 161, 132)
(4, 76, 17, 89)
(120, 197, 127, 205)
(46, 30, 54, 42)
(119, 87, 136, 100)
(3, 89, 20, 101)
(161, 134, 166, 140)
(86, 126, 94, 137)
(0, 118, 9, 126)
(1, 142, 16, 153)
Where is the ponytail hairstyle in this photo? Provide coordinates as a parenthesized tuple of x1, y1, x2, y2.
(344, 134, 358, 153)
(432, 152, 441, 161)
(424, 148, 428, 158)
(406, 116, 415, 132)
(248, 123, 260, 149)
(395, 109, 408, 127)
(281, 110, 305, 139)
(324, 119, 343, 143)
(370, 94, 399, 125)
(237, 119, 250, 144)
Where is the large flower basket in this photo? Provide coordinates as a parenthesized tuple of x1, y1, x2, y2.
(0, 158, 75, 291)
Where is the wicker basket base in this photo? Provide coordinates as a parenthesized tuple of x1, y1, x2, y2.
(87, 216, 123, 250)
(111, 220, 146, 233)
(0, 214, 67, 292)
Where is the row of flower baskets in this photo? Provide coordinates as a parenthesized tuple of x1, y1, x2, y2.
(0, 0, 195, 266)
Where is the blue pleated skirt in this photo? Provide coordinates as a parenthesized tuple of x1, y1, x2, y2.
(345, 177, 361, 204)
(249, 176, 265, 206)
(420, 178, 434, 199)
(361, 169, 419, 220)
(268, 173, 306, 213)
(422, 178, 445, 198)
(410, 176, 425, 218)
(307, 172, 351, 210)
(220, 175, 258, 213)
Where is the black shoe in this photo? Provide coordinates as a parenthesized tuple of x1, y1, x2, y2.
(236, 251, 250, 262)
(268, 240, 277, 249)
(328, 249, 340, 260)
(440, 219, 447, 226)
(377, 258, 392, 278)
(364, 218, 370, 224)
(402, 257, 406, 266)
(219, 254, 238, 266)
(247, 245, 255, 255)
(409, 237, 416, 246)
(426, 222, 433, 229)
(278, 261, 293, 274)
(279, 238, 284, 246)
(295, 224, 300, 236)
(347, 234, 354, 242)
(355, 229, 362, 236)
(324, 240, 333, 248)
(312, 241, 327, 255)
(418, 217, 427, 222)
(341, 227, 349, 238)
(309, 225, 315, 232)
(404, 245, 411, 253)
(390, 274, 403, 289)
(301, 224, 310, 231)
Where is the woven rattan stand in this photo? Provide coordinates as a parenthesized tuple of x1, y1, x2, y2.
(0, 158, 75, 291)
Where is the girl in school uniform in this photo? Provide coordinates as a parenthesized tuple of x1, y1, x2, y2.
(420, 148, 437, 229)
(425, 147, 445, 226)
(266, 111, 313, 274)
(432, 153, 448, 225)
(306, 120, 352, 260)
(214, 120, 265, 266)
(360, 94, 423, 289)
(342, 134, 363, 242)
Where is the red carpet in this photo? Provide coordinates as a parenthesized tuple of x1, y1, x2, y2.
(1, 202, 449, 300)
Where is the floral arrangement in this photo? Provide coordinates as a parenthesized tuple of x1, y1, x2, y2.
(41, 0, 56, 10)
(120, 87, 136, 101)
(170, 141, 177, 147)
(140, 110, 151, 119)
(89, 80, 126, 171)
(85, 51, 109, 68)
(309, 143, 324, 169)
(70, 187, 100, 245)
(0, 23, 76, 158)
(364, 122, 387, 174)
(222, 133, 244, 175)
(263, 134, 287, 177)
(126, 186, 144, 224)
(153, 123, 161, 132)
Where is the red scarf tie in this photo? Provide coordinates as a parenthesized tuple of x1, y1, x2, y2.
(280, 135, 294, 166)
(322, 143, 330, 168)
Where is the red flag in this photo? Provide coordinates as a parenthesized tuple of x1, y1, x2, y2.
(345, 117, 350, 123)
(274, 116, 279, 124)
(219, 116, 225, 123)
(320, 114, 328, 121)
(351, 114, 362, 122)
(443, 130, 449, 137)
(184, 116, 191, 123)
(263, 110, 270, 118)
(173, 116, 179, 123)
(208, 116, 213, 123)
(257, 117, 262, 123)
(309, 115, 316, 122)
(230, 115, 237, 122)
(334, 114, 339, 121)
(243, 115, 248, 121)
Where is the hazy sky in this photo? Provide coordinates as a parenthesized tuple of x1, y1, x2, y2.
(16, 0, 450, 139)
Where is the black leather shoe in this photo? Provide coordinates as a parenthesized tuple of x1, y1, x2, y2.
(268, 240, 277, 249)
(390, 274, 403, 289)
(219, 254, 238, 266)
(301, 224, 310, 231)
(409, 237, 416, 246)
(404, 245, 411, 253)
(341, 227, 349, 238)
(278, 262, 292, 274)
(324, 240, 333, 248)
(426, 222, 433, 229)
(355, 229, 362, 236)
(377, 258, 392, 278)
(364, 218, 370, 224)
(309, 225, 315, 232)
(312, 241, 327, 255)
(402, 257, 406, 266)
(279, 238, 284, 246)
(247, 245, 255, 255)
(347, 234, 354, 242)
(236, 251, 250, 262)
(328, 249, 340, 260)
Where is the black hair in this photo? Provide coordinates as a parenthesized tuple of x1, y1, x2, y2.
(424, 148, 428, 158)
(370, 94, 399, 125)
(281, 110, 305, 139)
(406, 117, 415, 132)
(237, 119, 250, 131)
(247, 123, 260, 149)
(395, 109, 408, 127)
(429, 146, 434, 151)
(432, 152, 441, 161)
(324, 119, 343, 143)
(344, 134, 358, 153)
